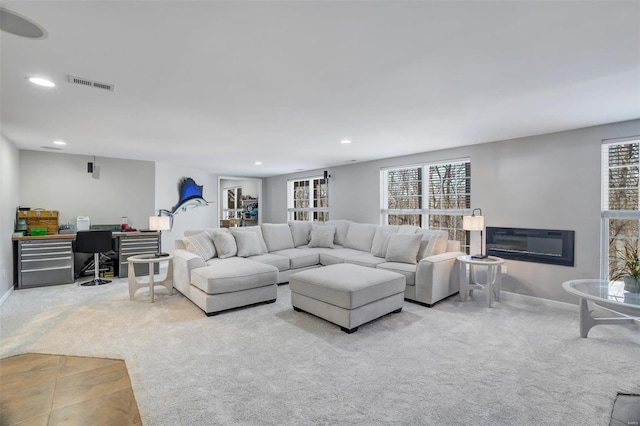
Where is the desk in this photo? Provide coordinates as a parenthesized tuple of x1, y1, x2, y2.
(12, 232, 160, 289)
(127, 254, 174, 302)
(458, 255, 505, 307)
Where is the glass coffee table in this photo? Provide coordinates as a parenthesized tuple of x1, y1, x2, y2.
(562, 279, 640, 338)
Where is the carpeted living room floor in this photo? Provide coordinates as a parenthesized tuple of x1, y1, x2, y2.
(1, 277, 638, 425)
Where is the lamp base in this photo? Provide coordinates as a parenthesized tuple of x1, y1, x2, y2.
(471, 254, 488, 259)
(154, 252, 170, 258)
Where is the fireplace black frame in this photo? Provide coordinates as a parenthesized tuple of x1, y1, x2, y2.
(485, 227, 575, 267)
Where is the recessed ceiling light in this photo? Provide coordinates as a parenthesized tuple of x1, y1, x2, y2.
(254, 161, 262, 165)
(340, 140, 351, 144)
(53, 140, 66, 146)
(28, 77, 55, 87)
(0, 7, 48, 39)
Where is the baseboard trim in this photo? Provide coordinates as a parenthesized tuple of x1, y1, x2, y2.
(0, 286, 14, 307)
(501, 291, 579, 313)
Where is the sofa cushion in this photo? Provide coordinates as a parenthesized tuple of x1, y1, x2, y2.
(261, 223, 295, 252)
(211, 231, 237, 259)
(308, 224, 335, 249)
(398, 225, 420, 234)
(377, 262, 417, 286)
(345, 253, 387, 268)
(319, 248, 365, 266)
(191, 258, 278, 294)
(182, 233, 216, 260)
(344, 223, 377, 252)
(324, 220, 352, 245)
(370, 229, 394, 257)
(233, 225, 268, 253)
(246, 253, 290, 272)
(385, 233, 422, 264)
(417, 229, 449, 259)
(288, 221, 312, 247)
(271, 248, 320, 269)
(230, 229, 264, 257)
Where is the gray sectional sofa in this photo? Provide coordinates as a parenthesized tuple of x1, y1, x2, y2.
(172, 220, 464, 315)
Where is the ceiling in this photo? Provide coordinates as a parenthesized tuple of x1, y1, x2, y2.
(1, 1, 639, 177)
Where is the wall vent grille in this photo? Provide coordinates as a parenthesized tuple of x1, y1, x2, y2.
(66, 75, 115, 91)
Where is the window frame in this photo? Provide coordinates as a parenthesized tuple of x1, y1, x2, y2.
(287, 176, 329, 222)
(380, 158, 471, 251)
(600, 137, 640, 281)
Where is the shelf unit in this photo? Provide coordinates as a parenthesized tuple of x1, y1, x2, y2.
(241, 198, 258, 226)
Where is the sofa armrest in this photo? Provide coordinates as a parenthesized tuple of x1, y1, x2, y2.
(172, 249, 206, 294)
(414, 251, 464, 305)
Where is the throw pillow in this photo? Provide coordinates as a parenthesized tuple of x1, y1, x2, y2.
(236, 225, 268, 253)
(230, 229, 264, 257)
(385, 233, 422, 264)
(182, 233, 216, 260)
(288, 221, 312, 247)
(308, 224, 336, 248)
(417, 230, 449, 259)
(211, 232, 238, 259)
(370, 229, 393, 257)
(324, 220, 352, 246)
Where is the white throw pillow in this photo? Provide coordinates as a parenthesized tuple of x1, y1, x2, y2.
(211, 232, 238, 259)
(182, 233, 216, 260)
(308, 224, 336, 249)
(235, 225, 268, 253)
(385, 233, 422, 264)
(370, 230, 393, 257)
(324, 220, 352, 245)
(417, 230, 449, 259)
(288, 221, 312, 247)
(230, 229, 264, 257)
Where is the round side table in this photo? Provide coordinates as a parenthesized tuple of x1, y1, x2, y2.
(127, 253, 174, 302)
(457, 255, 505, 307)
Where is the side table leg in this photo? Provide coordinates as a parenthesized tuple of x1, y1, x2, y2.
(149, 263, 155, 303)
(128, 262, 136, 301)
(459, 262, 468, 301)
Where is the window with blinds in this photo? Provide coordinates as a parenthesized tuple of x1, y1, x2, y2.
(381, 159, 471, 250)
(602, 139, 640, 281)
(288, 177, 329, 221)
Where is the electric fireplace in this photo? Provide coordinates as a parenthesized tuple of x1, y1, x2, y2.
(486, 227, 575, 267)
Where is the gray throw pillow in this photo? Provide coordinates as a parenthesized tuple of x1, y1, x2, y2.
(370, 230, 393, 257)
(230, 229, 264, 257)
(182, 233, 216, 260)
(308, 224, 336, 248)
(417, 230, 449, 259)
(385, 233, 422, 264)
(260, 223, 295, 252)
(211, 232, 238, 259)
(288, 221, 312, 247)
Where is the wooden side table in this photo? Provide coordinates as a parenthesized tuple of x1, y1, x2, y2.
(127, 254, 174, 302)
(457, 255, 505, 307)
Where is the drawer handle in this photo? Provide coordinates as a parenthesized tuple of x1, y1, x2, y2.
(22, 266, 72, 273)
(22, 257, 72, 262)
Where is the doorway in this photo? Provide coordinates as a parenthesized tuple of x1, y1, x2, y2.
(217, 176, 262, 227)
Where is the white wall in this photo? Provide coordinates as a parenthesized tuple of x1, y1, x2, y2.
(264, 119, 640, 303)
(155, 163, 218, 252)
(0, 135, 20, 301)
(19, 150, 155, 229)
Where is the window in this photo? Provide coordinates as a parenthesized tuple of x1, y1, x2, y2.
(601, 139, 640, 281)
(223, 187, 242, 219)
(288, 177, 329, 221)
(381, 159, 471, 251)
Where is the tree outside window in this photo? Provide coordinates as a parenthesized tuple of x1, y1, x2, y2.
(288, 177, 329, 221)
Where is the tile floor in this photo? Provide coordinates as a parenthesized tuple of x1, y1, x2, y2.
(0, 353, 141, 426)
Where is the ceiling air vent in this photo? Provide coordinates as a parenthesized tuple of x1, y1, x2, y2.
(66, 75, 115, 91)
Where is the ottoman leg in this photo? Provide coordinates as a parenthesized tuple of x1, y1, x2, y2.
(293, 306, 303, 312)
(392, 308, 402, 314)
(341, 326, 359, 334)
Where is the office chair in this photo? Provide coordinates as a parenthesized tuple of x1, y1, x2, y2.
(76, 230, 113, 286)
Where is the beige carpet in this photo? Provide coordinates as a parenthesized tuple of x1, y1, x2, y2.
(1, 277, 639, 425)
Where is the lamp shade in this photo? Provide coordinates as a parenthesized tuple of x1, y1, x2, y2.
(462, 215, 484, 231)
(149, 215, 171, 231)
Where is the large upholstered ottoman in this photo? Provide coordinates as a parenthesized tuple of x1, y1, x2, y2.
(289, 263, 406, 333)
(190, 257, 278, 316)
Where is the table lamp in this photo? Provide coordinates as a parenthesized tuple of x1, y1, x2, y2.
(149, 212, 171, 257)
(463, 208, 486, 259)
